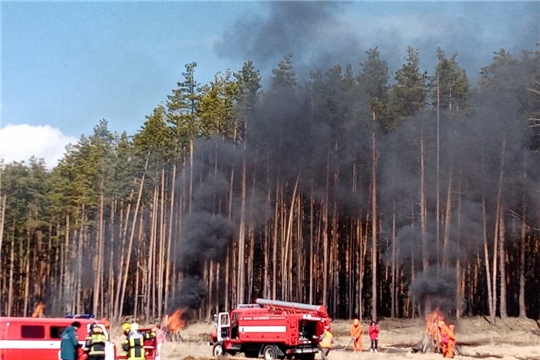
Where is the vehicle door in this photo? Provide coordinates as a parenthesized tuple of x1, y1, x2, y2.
(217, 312, 231, 342)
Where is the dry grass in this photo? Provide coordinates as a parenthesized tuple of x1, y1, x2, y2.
(113, 317, 540, 360)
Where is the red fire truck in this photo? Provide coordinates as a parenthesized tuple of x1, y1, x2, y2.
(0, 316, 116, 360)
(209, 299, 332, 360)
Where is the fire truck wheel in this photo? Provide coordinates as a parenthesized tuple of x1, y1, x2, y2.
(263, 345, 278, 360)
(213, 343, 225, 357)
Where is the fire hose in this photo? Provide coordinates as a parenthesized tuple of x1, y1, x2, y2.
(337, 338, 354, 351)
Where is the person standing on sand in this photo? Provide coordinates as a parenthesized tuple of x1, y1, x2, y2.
(123, 323, 146, 360)
(154, 324, 166, 360)
(60, 321, 82, 360)
(438, 321, 449, 355)
(443, 324, 456, 358)
(350, 318, 363, 352)
(83, 324, 107, 360)
(368, 321, 380, 353)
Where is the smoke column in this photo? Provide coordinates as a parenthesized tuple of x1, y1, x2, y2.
(170, 2, 540, 318)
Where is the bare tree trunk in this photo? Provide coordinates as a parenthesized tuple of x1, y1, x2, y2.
(322, 153, 330, 307)
(134, 223, 141, 321)
(114, 189, 134, 320)
(164, 164, 177, 316)
(283, 177, 298, 300)
(117, 158, 148, 322)
(107, 200, 116, 317)
(436, 77, 441, 270)
(93, 190, 105, 316)
(518, 216, 527, 318)
(498, 208, 507, 320)
(76, 207, 85, 313)
(309, 195, 314, 304)
(482, 199, 496, 324)
(147, 184, 158, 321)
(296, 198, 303, 302)
(189, 140, 194, 212)
(262, 198, 269, 299)
(420, 134, 428, 272)
(158, 168, 166, 320)
(272, 182, 279, 300)
(322, 199, 328, 306)
(23, 229, 31, 316)
(237, 156, 247, 305)
(442, 166, 453, 268)
(518, 152, 528, 318)
(62, 214, 70, 314)
(224, 167, 234, 310)
(0, 195, 5, 315)
(391, 202, 396, 318)
(7, 227, 15, 316)
(247, 226, 255, 302)
(359, 214, 368, 320)
(371, 125, 378, 321)
(493, 138, 506, 321)
(331, 202, 338, 315)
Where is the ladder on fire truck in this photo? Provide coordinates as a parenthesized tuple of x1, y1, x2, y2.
(255, 299, 329, 317)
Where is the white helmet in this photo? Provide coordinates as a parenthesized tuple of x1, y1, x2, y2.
(131, 323, 139, 331)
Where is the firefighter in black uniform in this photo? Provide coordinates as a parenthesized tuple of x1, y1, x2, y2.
(123, 323, 146, 360)
(83, 324, 107, 360)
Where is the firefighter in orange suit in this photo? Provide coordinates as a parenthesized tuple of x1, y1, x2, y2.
(444, 324, 456, 358)
(350, 319, 362, 352)
(314, 325, 333, 360)
(438, 321, 449, 355)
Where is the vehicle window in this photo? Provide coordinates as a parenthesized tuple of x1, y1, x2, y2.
(220, 314, 229, 326)
(21, 325, 45, 339)
(50, 326, 68, 339)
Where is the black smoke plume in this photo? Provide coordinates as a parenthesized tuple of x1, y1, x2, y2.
(169, 2, 540, 318)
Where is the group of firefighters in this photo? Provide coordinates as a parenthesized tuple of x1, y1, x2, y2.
(80, 321, 165, 360)
(315, 318, 380, 360)
(427, 319, 456, 358)
(317, 316, 456, 358)
(81, 315, 455, 360)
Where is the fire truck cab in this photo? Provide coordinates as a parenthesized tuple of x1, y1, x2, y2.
(210, 299, 332, 360)
(0, 317, 115, 360)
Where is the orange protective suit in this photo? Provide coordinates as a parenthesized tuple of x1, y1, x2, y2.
(438, 321, 448, 354)
(444, 324, 456, 358)
(350, 319, 363, 352)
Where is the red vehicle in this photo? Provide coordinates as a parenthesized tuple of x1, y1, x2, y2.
(0, 317, 116, 360)
(209, 299, 332, 360)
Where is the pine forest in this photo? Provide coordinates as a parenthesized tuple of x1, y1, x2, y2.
(1, 47, 540, 325)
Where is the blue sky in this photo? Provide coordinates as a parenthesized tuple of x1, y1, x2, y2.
(1, 1, 539, 167)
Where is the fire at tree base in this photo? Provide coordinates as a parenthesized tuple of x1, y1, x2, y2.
(411, 308, 460, 358)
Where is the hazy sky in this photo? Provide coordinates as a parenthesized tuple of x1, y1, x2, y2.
(1, 1, 538, 167)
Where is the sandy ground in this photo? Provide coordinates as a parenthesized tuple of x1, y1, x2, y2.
(116, 317, 540, 360)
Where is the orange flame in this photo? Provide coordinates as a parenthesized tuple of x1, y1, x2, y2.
(167, 309, 187, 333)
(425, 307, 444, 334)
(31, 302, 46, 318)
(424, 307, 446, 352)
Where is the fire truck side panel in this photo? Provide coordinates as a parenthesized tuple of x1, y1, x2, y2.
(0, 317, 115, 360)
(236, 315, 297, 345)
